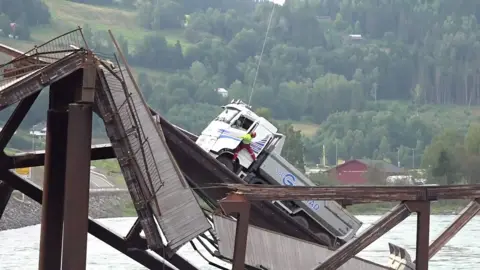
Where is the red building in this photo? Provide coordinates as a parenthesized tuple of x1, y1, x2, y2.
(327, 159, 405, 185)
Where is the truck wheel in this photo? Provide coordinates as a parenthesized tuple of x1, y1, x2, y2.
(315, 232, 333, 248)
(217, 155, 234, 171)
(248, 177, 267, 185)
(292, 215, 309, 229)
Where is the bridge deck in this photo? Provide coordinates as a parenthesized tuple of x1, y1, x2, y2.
(0, 52, 85, 109)
(96, 65, 210, 251)
(213, 215, 387, 270)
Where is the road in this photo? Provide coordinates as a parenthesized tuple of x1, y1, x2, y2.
(89, 170, 114, 188)
(26, 167, 114, 188)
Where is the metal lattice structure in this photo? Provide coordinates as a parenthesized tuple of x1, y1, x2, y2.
(0, 28, 87, 84)
(95, 36, 211, 250)
(95, 63, 165, 249)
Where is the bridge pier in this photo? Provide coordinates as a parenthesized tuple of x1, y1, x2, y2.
(61, 60, 96, 269)
(38, 78, 72, 270)
(61, 103, 93, 269)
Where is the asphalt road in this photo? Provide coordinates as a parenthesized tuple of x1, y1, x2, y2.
(89, 171, 114, 188)
(27, 167, 114, 188)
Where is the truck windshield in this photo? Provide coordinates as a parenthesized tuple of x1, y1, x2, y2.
(215, 108, 239, 123)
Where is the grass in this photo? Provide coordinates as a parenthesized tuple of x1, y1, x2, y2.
(91, 159, 121, 174)
(291, 122, 320, 137)
(35, 0, 186, 47)
(121, 201, 137, 217)
(90, 159, 127, 187)
(276, 120, 320, 137)
(4, 148, 20, 155)
(0, 1, 184, 82)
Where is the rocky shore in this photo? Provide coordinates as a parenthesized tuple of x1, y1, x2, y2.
(0, 190, 132, 230)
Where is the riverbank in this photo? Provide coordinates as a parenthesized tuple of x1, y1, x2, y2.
(348, 200, 468, 215)
(0, 191, 133, 230)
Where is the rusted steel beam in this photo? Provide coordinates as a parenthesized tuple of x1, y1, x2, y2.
(219, 193, 251, 270)
(406, 201, 430, 270)
(0, 180, 13, 219)
(5, 121, 197, 169)
(5, 146, 114, 168)
(225, 184, 480, 202)
(126, 217, 143, 242)
(424, 199, 480, 261)
(314, 203, 412, 269)
(427, 186, 480, 200)
(0, 52, 85, 111)
(0, 43, 26, 58)
(0, 92, 39, 149)
(61, 103, 93, 270)
(226, 184, 427, 202)
(3, 65, 47, 79)
(38, 94, 70, 270)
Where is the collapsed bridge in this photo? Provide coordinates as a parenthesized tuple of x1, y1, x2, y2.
(0, 28, 478, 270)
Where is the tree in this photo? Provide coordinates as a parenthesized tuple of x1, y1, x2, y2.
(377, 136, 390, 159)
(255, 107, 272, 120)
(189, 61, 208, 83)
(431, 150, 458, 185)
(465, 124, 480, 154)
(411, 84, 425, 106)
(279, 123, 305, 172)
(9, 0, 480, 164)
(462, 154, 480, 184)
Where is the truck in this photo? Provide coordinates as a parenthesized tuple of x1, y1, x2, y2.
(195, 99, 362, 248)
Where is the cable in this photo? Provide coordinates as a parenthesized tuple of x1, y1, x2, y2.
(247, 2, 277, 106)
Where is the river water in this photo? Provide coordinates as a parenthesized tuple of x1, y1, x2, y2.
(0, 215, 478, 269)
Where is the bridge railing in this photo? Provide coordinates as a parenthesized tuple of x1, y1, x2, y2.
(0, 28, 87, 87)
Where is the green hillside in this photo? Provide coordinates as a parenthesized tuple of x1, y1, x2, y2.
(34, 0, 185, 47)
(10, 0, 478, 139)
(4, 0, 480, 186)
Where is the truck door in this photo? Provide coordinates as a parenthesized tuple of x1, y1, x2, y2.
(247, 121, 272, 155)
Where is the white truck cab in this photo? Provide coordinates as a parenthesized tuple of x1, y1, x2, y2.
(196, 99, 277, 172)
(196, 99, 362, 248)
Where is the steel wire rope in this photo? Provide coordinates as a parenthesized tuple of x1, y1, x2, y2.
(247, 2, 277, 106)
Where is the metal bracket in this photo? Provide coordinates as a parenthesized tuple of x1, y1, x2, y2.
(40, 73, 51, 85)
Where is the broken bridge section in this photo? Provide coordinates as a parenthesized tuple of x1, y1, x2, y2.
(0, 51, 85, 109)
(213, 214, 388, 270)
(95, 63, 211, 251)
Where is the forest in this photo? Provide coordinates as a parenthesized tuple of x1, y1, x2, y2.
(2, 0, 480, 184)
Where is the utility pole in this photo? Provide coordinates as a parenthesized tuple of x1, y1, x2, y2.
(335, 140, 338, 165)
(32, 133, 35, 151)
(397, 148, 400, 167)
(412, 148, 415, 169)
(322, 144, 326, 167)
